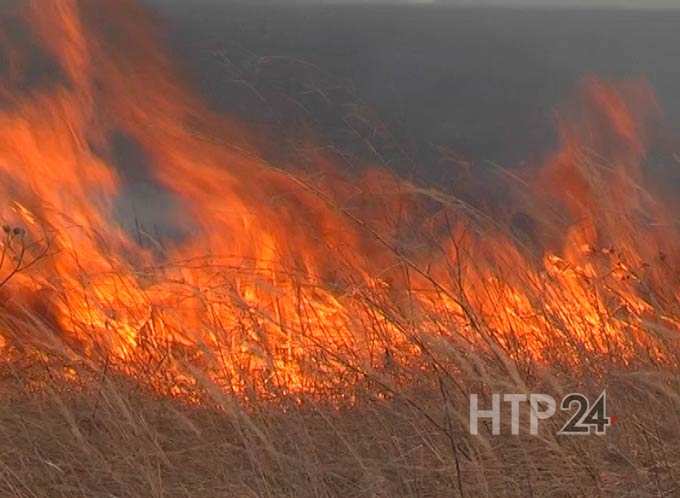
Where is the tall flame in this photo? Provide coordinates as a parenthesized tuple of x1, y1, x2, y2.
(0, 0, 678, 397)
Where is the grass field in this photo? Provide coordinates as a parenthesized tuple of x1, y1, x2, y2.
(1, 1, 680, 497)
(2, 320, 680, 497)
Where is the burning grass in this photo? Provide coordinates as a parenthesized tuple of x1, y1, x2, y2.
(1, 0, 680, 496)
(2, 332, 680, 497)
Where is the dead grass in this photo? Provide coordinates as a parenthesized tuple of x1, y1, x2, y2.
(1, 153, 680, 496)
(0, 3, 678, 496)
(0, 331, 679, 498)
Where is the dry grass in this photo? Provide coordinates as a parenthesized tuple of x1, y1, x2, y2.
(1, 323, 679, 498)
(2, 152, 680, 497)
(1, 19, 679, 496)
(1, 145, 679, 496)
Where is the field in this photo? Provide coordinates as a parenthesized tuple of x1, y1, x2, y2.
(1, 1, 680, 497)
(3, 355, 680, 497)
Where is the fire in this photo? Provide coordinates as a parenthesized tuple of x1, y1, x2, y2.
(0, 0, 678, 398)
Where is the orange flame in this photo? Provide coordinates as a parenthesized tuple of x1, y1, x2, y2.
(0, 0, 678, 397)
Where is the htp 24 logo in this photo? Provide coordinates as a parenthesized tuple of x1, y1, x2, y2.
(469, 391, 613, 436)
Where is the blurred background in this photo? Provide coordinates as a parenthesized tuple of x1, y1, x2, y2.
(143, 1, 680, 182)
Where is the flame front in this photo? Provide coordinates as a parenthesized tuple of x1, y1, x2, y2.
(0, 0, 678, 398)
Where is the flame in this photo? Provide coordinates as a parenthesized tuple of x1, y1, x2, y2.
(0, 0, 678, 398)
